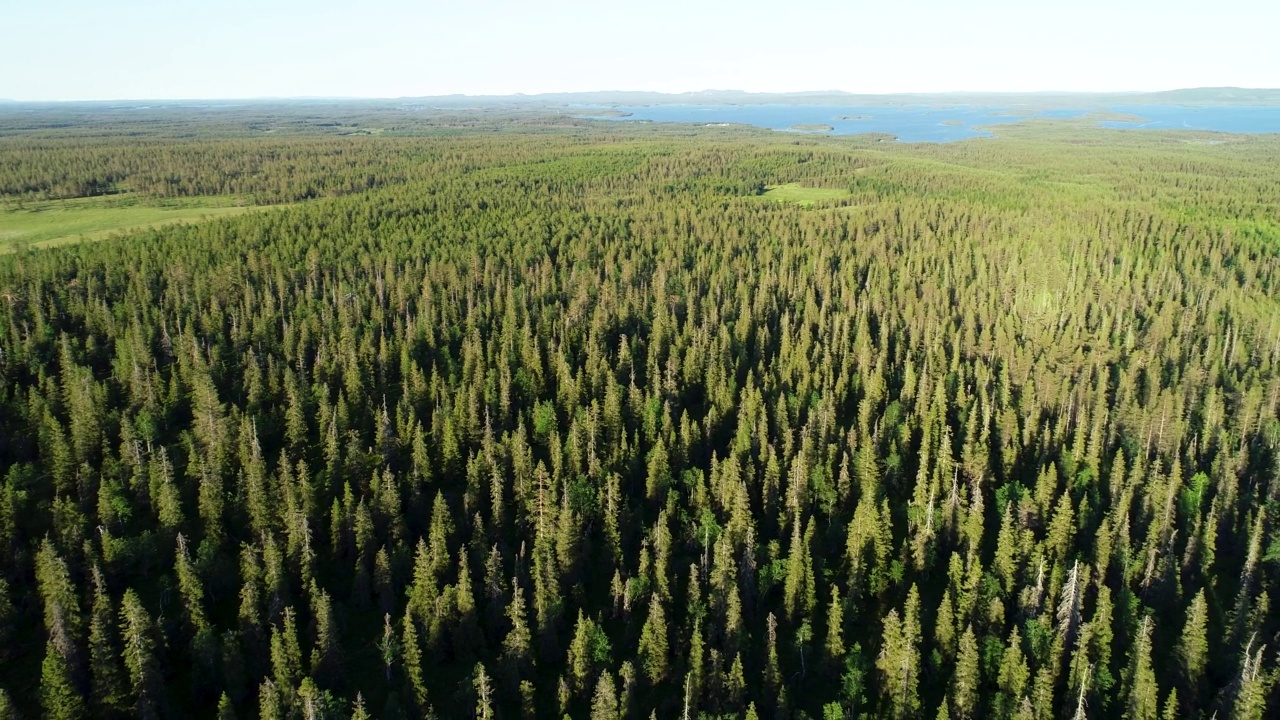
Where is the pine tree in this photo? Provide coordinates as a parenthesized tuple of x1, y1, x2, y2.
(1161, 688, 1179, 720)
(0, 689, 15, 720)
(88, 568, 128, 717)
(567, 611, 598, 696)
(935, 589, 956, 659)
(1046, 490, 1075, 561)
(764, 611, 782, 700)
(1230, 634, 1270, 720)
(783, 518, 808, 622)
(998, 626, 1029, 712)
(0, 579, 11, 658)
(590, 671, 619, 720)
(217, 692, 237, 720)
(1123, 617, 1159, 720)
(994, 503, 1018, 594)
(351, 693, 371, 720)
(646, 439, 671, 504)
(637, 594, 669, 685)
(1178, 589, 1208, 689)
(877, 607, 920, 719)
(35, 539, 83, 674)
(952, 626, 981, 719)
(309, 587, 341, 689)
(473, 663, 495, 720)
(175, 535, 216, 700)
(1057, 560, 1083, 650)
(686, 617, 706, 714)
(374, 546, 395, 615)
(269, 607, 304, 698)
(41, 638, 88, 720)
(402, 613, 429, 713)
(824, 583, 846, 668)
(377, 612, 398, 684)
(119, 590, 164, 720)
(258, 679, 283, 720)
(453, 549, 482, 662)
(503, 579, 533, 686)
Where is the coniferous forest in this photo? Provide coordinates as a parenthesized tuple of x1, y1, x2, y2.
(1, 108, 1279, 719)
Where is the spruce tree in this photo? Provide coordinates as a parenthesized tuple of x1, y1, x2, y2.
(590, 671, 619, 720)
(88, 569, 128, 717)
(952, 626, 981, 719)
(119, 591, 164, 720)
(637, 594, 669, 685)
(1123, 617, 1159, 720)
(1178, 590, 1209, 690)
(41, 638, 88, 720)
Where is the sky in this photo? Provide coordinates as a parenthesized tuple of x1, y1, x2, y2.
(2, 0, 1278, 101)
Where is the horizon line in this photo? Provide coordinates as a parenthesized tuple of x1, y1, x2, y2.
(3, 85, 1279, 105)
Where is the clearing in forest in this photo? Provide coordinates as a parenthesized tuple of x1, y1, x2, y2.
(0, 195, 268, 252)
(757, 182, 852, 205)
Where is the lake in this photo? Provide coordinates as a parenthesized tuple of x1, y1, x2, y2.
(584, 104, 1280, 143)
(1098, 105, 1280, 133)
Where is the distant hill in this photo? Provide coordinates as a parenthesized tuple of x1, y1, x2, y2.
(1131, 87, 1280, 105)
(4, 87, 1278, 110)
(407, 87, 1280, 108)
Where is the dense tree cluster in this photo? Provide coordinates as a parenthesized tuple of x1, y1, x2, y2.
(0, 115, 1278, 719)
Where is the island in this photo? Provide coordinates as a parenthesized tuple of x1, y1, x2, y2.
(575, 108, 633, 118)
(790, 123, 834, 132)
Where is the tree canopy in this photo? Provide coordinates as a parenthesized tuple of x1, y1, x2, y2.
(0, 108, 1278, 718)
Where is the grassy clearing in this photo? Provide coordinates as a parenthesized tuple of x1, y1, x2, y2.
(756, 183, 852, 205)
(0, 195, 269, 252)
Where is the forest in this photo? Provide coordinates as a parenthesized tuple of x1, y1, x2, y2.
(0, 108, 1278, 719)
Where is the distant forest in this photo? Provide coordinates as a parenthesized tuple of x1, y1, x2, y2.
(0, 108, 1278, 719)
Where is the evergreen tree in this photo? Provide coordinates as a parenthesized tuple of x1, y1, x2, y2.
(41, 638, 88, 720)
(1231, 635, 1271, 720)
(998, 626, 1029, 713)
(88, 568, 128, 717)
(217, 692, 237, 720)
(402, 613, 429, 713)
(1123, 617, 1159, 720)
(269, 607, 304, 699)
(310, 586, 342, 689)
(35, 540, 83, 675)
(473, 663, 495, 720)
(637, 594, 669, 685)
(1178, 589, 1209, 690)
(952, 626, 981, 719)
(117, 591, 164, 720)
(0, 689, 17, 720)
(824, 583, 846, 668)
(503, 580, 533, 686)
(590, 671, 619, 720)
(258, 679, 283, 720)
(877, 606, 920, 718)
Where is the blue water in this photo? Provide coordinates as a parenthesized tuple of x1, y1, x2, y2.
(1099, 105, 1280, 133)
(584, 104, 1280, 143)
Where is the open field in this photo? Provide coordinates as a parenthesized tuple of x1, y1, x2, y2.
(757, 182, 852, 205)
(0, 195, 270, 252)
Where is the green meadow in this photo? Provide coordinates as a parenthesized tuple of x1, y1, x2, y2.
(0, 195, 266, 252)
(757, 182, 852, 205)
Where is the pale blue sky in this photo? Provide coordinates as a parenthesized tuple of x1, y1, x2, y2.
(2, 0, 1277, 101)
